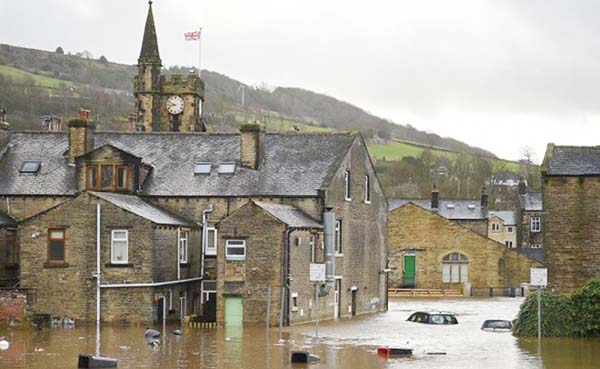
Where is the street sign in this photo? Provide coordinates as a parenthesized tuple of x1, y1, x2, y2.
(530, 268, 548, 287)
(310, 263, 326, 282)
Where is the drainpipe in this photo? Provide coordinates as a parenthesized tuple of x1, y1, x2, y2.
(200, 204, 213, 304)
(279, 227, 293, 337)
(177, 227, 181, 280)
(323, 209, 336, 289)
(96, 203, 101, 323)
(6, 198, 11, 215)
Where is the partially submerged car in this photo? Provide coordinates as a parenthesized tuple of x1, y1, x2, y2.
(407, 311, 458, 325)
(481, 320, 514, 332)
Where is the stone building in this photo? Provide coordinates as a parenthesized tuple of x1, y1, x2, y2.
(517, 181, 543, 249)
(388, 202, 541, 291)
(541, 144, 600, 292)
(0, 210, 17, 286)
(0, 119, 387, 324)
(488, 210, 517, 248)
(134, 2, 205, 132)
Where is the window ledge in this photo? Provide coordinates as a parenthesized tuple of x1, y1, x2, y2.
(44, 262, 69, 268)
(334, 253, 344, 257)
(226, 259, 246, 263)
(105, 263, 133, 268)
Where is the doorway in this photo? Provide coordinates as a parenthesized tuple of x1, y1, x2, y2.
(157, 296, 165, 323)
(403, 254, 417, 287)
(225, 296, 243, 326)
(351, 289, 357, 316)
(180, 291, 187, 321)
(334, 279, 342, 318)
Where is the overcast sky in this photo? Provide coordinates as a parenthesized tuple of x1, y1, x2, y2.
(2, 0, 600, 162)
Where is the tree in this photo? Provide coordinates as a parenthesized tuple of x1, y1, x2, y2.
(55, 46, 64, 55)
(99, 55, 108, 63)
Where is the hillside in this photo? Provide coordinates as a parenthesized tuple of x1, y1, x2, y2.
(0, 43, 495, 157)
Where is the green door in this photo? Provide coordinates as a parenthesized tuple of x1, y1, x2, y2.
(403, 255, 416, 287)
(225, 297, 243, 326)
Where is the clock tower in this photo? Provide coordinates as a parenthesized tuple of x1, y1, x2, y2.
(133, 1, 205, 132)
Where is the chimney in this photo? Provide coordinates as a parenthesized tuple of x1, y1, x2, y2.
(240, 123, 261, 169)
(480, 186, 488, 208)
(518, 177, 527, 195)
(0, 108, 10, 151)
(431, 186, 439, 210)
(68, 118, 95, 162)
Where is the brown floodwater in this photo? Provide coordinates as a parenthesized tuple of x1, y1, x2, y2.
(1, 297, 598, 368)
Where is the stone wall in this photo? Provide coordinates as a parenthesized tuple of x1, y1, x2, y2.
(324, 136, 387, 316)
(456, 219, 488, 236)
(520, 210, 544, 248)
(0, 289, 27, 319)
(0, 227, 18, 285)
(216, 203, 285, 326)
(0, 196, 71, 221)
(388, 204, 540, 289)
(543, 176, 600, 292)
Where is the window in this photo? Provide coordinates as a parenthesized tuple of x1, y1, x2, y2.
(205, 227, 217, 256)
(111, 230, 128, 264)
(48, 229, 65, 263)
(226, 240, 246, 261)
(194, 162, 211, 174)
(87, 166, 98, 189)
(86, 164, 129, 191)
(168, 289, 173, 310)
(364, 175, 371, 203)
(442, 252, 468, 283)
(344, 171, 351, 200)
(6, 230, 17, 264)
(335, 220, 342, 254)
(295, 236, 302, 246)
(179, 231, 188, 264)
(531, 217, 541, 232)
(507, 226, 513, 233)
(531, 244, 542, 249)
(100, 165, 114, 189)
(505, 241, 513, 248)
(116, 166, 128, 189)
(218, 162, 236, 174)
(309, 235, 316, 263)
(19, 161, 41, 173)
(491, 223, 500, 232)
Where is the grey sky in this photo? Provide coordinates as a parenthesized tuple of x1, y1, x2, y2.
(2, 0, 600, 162)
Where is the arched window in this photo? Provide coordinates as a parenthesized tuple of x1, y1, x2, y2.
(442, 252, 468, 283)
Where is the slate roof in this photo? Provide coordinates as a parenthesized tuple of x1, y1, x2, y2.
(514, 247, 544, 263)
(544, 145, 600, 176)
(0, 210, 16, 227)
(0, 131, 355, 197)
(388, 199, 486, 220)
(488, 210, 516, 225)
(520, 192, 542, 211)
(253, 200, 322, 229)
(90, 191, 195, 227)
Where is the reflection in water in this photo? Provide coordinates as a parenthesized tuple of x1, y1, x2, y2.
(0, 298, 598, 368)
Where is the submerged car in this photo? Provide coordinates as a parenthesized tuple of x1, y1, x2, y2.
(481, 320, 514, 332)
(407, 311, 458, 325)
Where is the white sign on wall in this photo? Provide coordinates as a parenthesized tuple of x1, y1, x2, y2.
(310, 263, 326, 282)
(530, 267, 548, 287)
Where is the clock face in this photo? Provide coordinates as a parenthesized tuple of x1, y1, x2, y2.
(166, 95, 184, 115)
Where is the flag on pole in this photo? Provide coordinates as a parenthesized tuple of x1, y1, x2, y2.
(185, 31, 201, 41)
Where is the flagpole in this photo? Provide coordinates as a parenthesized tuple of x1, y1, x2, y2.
(198, 28, 202, 78)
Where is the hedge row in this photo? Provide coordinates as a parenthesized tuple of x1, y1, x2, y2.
(514, 278, 600, 337)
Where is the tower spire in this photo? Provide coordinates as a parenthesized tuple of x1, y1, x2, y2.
(139, 0, 161, 64)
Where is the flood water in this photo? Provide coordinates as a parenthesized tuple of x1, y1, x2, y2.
(1, 297, 598, 368)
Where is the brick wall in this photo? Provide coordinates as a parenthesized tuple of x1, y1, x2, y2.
(543, 176, 600, 292)
(0, 289, 27, 319)
(388, 204, 540, 289)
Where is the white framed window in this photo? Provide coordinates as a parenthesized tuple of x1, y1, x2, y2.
(507, 226, 514, 233)
(335, 220, 342, 254)
(491, 223, 500, 232)
(364, 175, 371, 203)
(179, 231, 188, 264)
(218, 162, 236, 174)
(310, 235, 316, 263)
(226, 239, 246, 261)
(531, 217, 541, 232)
(344, 170, 351, 201)
(442, 252, 468, 283)
(505, 241, 513, 248)
(111, 230, 128, 264)
(205, 227, 217, 256)
(194, 162, 211, 174)
(531, 244, 542, 249)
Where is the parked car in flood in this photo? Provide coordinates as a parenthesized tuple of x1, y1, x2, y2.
(481, 320, 514, 332)
(407, 311, 458, 325)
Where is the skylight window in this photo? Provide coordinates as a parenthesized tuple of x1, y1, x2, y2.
(194, 162, 211, 174)
(218, 162, 236, 174)
(19, 161, 41, 173)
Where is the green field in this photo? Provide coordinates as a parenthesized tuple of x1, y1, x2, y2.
(0, 65, 76, 89)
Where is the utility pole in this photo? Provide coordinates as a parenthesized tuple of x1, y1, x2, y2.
(236, 85, 245, 110)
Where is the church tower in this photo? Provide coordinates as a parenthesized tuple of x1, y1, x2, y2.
(134, 1, 205, 132)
